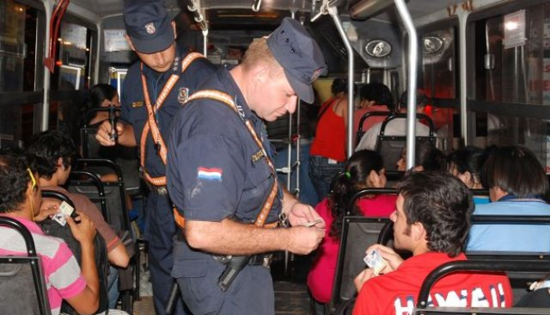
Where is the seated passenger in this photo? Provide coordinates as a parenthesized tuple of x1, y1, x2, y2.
(355, 90, 431, 152)
(0, 149, 100, 315)
(466, 145, 550, 252)
(352, 83, 394, 145)
(26, 130, 130, 307)
(353, 171, 512, 315)
(307, 150, 396, 311)
(447, 146, 489, 204)
(396, 141, 446, 172)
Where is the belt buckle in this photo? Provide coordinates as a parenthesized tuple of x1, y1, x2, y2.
(262, 254, 273, 268)
(158, 186, 168, 196)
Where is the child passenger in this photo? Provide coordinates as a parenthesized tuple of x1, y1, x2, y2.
(307, 150, 396, 313)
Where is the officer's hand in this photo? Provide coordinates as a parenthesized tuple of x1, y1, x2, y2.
(95, 120, 124, 146)
(66, 211, 96, 245)
(288, 203, 326, 230)
(286, 225, 324, 255)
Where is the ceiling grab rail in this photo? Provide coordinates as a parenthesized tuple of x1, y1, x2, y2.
(312, 0, 355, 158)
(186, 0, 208, 56)
(394, 0, 418, 170)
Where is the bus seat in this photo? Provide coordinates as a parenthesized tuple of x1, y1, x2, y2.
(329, 216, 391, 312)
(415, 260, 550, 315)
(0, 216, 51, 315)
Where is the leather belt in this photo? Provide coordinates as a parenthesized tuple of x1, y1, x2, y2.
(212, 253, 273, 268)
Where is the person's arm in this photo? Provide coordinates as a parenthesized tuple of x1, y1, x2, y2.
(108, 242, 130, 268)
(185, 217, 323, 255)
(95, 120, 137, 147)
(64, 212, 100, 315)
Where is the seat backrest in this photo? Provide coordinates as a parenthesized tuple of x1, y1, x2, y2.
(414, 259, 550, 315)
(356, 111, 392, 147)
(376, 135, 436, 172)
(330, 216, 391, 309)
(0, 217, 51, 315)
(71, 160, 132, 233)
(80, 127, 142, 195)
(39, 190, 110, 315)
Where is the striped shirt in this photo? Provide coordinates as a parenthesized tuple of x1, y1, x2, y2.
(0, 217, 86, 315)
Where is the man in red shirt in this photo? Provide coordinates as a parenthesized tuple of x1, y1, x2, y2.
(353, 171, 512, 315)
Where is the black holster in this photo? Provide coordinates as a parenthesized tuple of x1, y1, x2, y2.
(217, 256, 249, 292)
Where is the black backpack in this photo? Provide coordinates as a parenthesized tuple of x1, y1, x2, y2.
(38, 219, 109, 314)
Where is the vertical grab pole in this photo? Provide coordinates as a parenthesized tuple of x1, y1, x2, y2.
(327, 4, 354, 158)
(202, 28, 208, 57)
(394, 0, 418, 170)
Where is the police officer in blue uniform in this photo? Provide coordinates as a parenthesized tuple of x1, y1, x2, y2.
(95, 1, 216, 314)
(166, 18, 327, 314)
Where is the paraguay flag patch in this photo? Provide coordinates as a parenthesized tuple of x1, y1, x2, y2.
(197, 167, 223, 182)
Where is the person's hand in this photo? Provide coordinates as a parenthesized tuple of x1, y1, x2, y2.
(66, 212, 96, 245)
(95, 120, 124, 146)
(365, 244, 403, 273)
(285, 225, 324, 255)
(288, 203, 326, 230)
(354, 268, 376, 291)
(35, 198, 60, 222)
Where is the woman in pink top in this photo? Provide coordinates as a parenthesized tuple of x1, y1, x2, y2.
(307, 150, 396, 313)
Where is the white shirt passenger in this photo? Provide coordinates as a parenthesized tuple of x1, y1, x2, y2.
(355, 118, 430, 151)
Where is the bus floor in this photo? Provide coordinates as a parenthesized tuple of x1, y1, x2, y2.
(133, 252, 313, 314)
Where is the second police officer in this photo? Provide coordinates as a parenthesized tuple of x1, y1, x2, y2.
(95, 1, 216, 314)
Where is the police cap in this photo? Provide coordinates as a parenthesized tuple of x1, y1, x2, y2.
(267, 17, 327, 104)
(123, 0, 175, 54)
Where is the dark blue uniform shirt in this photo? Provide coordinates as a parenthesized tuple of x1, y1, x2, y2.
(167, 65, 283, 225)
(121, 45, 216, 178)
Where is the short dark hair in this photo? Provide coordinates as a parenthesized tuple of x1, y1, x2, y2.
(414, 141, 447, 171)
(481, 145, 548, 198)
(331, 78, 348, 95)
(328, 150, 384, 239)
(26, 130, 76, 180)
(0, 148, 32, 214)
(447, 146, 487, 184)
(397, 171, 473, 257)
(88, 84, 117, 110)
(359, 83, 394, 111)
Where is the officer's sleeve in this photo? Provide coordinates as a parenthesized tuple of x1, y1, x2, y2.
(184, 58, 217, 91)
(168, 133, 246, 222)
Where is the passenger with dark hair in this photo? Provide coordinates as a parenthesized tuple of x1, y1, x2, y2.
(356, 90, 431, 151)
(307, 150, 396, 310)
(447, 146, 489, 204)
(309, 78, 352, 200)
(353, 171, 512, 314)
(396, 141, 446, 172)
(0, 149, 100, 315)
(26, 130, 129, 308)
(467, 145, 550, 252)
(352, 83, 394, 144)
(85, 84, 120, 127)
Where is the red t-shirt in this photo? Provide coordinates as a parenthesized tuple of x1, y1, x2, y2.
(353, 252, 513, 315)
(310, 97, 346, 162)
(307, 195, 397, 303)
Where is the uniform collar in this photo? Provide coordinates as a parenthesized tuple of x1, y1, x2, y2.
(216, 65, 255, 121)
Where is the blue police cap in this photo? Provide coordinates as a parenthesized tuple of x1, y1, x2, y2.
(123, 0, 175, 54)
(267, 17, 327, 104)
